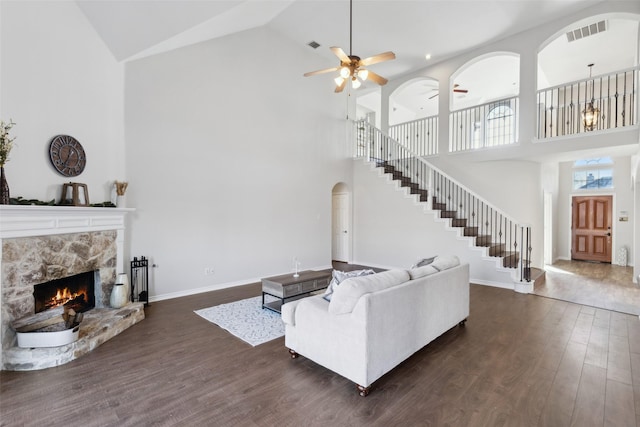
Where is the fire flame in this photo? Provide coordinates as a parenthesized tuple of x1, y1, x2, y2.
(46, 287, 86, 310)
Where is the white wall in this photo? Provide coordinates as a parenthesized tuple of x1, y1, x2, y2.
(0, 1, 124, 203)
(125, 26, 350, 300)
(556, 157, 634, 264)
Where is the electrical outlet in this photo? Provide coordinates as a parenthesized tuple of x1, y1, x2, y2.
(204, 267, 215, 275)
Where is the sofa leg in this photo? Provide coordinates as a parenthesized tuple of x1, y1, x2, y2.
(288, 349, 299, 359)
(458, 318, 467, 327)
(356, 384, 370, 397)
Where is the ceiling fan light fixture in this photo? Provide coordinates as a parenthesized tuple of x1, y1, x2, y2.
(303, 0, 394, 93)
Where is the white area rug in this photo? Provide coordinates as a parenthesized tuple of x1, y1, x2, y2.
(194, 296, 284, 347)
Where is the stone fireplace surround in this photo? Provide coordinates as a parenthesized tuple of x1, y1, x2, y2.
(0, 205, 144, 370)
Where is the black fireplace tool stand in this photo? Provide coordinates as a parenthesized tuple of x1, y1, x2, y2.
(130, 256, 149, 306)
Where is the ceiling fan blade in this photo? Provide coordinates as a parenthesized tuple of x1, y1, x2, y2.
(429, 93, 439, 99)
(366, 70, 388, 86)
(452, 84, 468, 93)
(330, 46, 351, 64)
(304, 66, 340, 77)
(335, 79, 347, 93)
(359, 51, 396, 67)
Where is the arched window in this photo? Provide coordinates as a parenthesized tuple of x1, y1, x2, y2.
(485, 103, 515, 147)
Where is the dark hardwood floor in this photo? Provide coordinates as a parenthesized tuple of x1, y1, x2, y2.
(1, 278, 639, 426)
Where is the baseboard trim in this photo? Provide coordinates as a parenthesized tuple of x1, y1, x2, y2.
(149, 264, 333, 303)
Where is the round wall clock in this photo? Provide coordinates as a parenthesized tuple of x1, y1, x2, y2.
(49, 135, 86, 177)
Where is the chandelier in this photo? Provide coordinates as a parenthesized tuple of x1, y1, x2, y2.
(582, 63, 600, 131)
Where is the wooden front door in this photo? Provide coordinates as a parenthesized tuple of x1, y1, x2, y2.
(571, 195, 612, 263)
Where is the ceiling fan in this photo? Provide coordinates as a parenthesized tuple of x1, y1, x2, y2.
(428, 84, 469, 99)
(303, 0, 395, 93)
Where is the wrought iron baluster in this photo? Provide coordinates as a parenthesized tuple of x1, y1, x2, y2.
(615, 72, 619, 128)
(622, 71, 627, 127)
(607, 75, 612, 130)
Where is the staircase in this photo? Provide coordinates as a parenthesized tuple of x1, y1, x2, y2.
(356, 120, 532, 283)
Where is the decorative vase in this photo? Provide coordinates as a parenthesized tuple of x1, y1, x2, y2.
(0, 166, 9, 205)
(110, 273, 130, 308)
(110, 283, 127, 308)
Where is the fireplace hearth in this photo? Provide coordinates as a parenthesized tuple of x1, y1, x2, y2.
(33, 270, 97, 314)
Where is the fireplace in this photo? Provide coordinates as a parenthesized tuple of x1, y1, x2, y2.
(33, 270, 97, 314)
(1, 205, 144, 371)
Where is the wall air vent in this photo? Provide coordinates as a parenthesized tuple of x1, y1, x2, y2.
(307, 41, 321, 49)
(566, 20, 607, 42)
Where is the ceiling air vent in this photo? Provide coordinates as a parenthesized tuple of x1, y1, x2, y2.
(566, 20, 607, 42)
(307, 41, 321, 49)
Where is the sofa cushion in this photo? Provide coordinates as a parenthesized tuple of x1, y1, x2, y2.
(328, 269, 410, 315)
(411, 255, 437, 269)
(431, 255, 460, 271)
(323, 269, 375, 302)
(408, 265, 439, 280)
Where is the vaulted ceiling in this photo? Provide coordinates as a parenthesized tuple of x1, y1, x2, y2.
(75, 1, 637, 117)
(77, 0, 605, 73)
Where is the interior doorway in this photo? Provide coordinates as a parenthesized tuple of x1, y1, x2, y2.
(543, 192, 553, 265)
(331, 183, 350, 262)
(571, 195, 612, 263)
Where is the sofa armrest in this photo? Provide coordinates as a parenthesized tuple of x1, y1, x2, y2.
(281, 299, 301, 326)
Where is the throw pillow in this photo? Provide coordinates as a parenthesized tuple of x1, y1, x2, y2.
(430, 255, 460, 271)
(408, 265, 438, 280)
(323, 269, 375, 302)
(411, 255, 437, 269)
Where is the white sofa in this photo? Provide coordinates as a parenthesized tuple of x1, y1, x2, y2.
(281, 259, 469, 396)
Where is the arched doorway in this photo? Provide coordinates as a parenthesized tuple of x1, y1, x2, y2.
(388, 77, 439, 126)
(331, 183, 350, 262)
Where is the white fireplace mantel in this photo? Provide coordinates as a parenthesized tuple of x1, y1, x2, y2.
(0, 204, 134, 278)
(0, 205, 134, 239)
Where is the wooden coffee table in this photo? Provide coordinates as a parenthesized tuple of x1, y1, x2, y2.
(261, 270, 331, 313)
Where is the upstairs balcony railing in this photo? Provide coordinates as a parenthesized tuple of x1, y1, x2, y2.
(354, 120, 532, 282)
(537, 66, 638, 138)
(388, 115, 438, 156)
(449, 96, 520, 152)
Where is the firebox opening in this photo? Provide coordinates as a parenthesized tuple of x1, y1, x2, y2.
(33, 270, 96, 314)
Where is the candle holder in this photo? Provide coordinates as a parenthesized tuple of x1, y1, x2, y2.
(293, 257, 301, 278)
